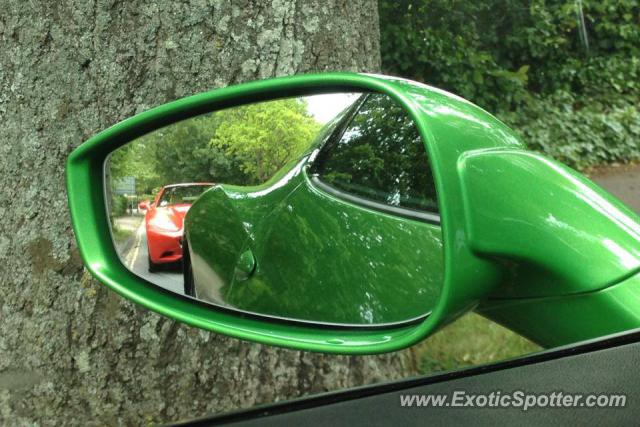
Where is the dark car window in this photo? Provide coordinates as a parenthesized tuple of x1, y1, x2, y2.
(311, 93, 439, 214)
(158, 185, 211, 206)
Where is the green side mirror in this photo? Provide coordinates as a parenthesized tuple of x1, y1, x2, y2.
(67, 73, 640, 354)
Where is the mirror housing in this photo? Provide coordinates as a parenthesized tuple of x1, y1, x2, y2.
(67, 73, 640, 354)
(138, 201, 150, 211)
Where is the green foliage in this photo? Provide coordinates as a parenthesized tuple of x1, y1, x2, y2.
(314, 93, 438, 212)
(150, 113, 252, 186)
(111, 226, 134, 244)
(108, 139, 163, 194)
(108, 98, 322, 198)
(380, 0, 640, 168)
(211, 98, 321, 183)
(110, 194, 129, 217)
(501, 92, 640, 169)
(416, 312, 541, 373)
(380, 0, 532, 111)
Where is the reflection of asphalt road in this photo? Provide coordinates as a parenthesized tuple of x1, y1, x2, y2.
(122, 222, 184, 294)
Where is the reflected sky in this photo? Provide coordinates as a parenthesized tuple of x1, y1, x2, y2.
(306, 93, 361, 123)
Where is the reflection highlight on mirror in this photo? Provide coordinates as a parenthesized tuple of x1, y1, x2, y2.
(105, 92, 442, 326)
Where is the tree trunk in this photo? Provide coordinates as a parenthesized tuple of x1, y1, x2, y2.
(0, 1, 416, 424)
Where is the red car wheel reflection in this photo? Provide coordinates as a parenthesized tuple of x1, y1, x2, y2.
(144, 183, 213, 272)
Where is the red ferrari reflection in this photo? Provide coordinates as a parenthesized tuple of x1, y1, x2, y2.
(140, 183, 213, 272)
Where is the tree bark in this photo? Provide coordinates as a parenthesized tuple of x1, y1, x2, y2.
(0, 1, 416, 424)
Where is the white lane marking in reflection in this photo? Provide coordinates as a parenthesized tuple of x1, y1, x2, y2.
(127, 225, 143, 270)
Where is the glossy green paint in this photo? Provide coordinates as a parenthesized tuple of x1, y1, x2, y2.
(461, 149, 640, 298)
(187, 153, 443, 325)
(67, 72, 640, 354)
(477, 272, 640, 347)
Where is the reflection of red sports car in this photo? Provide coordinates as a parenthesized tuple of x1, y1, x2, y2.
(143, 183, 213, 272)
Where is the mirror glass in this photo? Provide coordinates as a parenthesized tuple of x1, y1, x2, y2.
(105, 92, 443, 326)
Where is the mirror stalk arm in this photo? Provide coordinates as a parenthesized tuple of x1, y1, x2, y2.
(476, 272, 640, 348)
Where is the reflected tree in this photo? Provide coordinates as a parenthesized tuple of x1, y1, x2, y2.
(313, 93, 439, 212)
(211, 98, 321, 183)
(109, 98, 322, 196)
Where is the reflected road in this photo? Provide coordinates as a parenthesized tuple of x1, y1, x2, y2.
(123, 221, 183, 294)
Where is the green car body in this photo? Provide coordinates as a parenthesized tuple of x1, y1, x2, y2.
(66, 72, 640, 354)
(184, 93, 444, 326)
